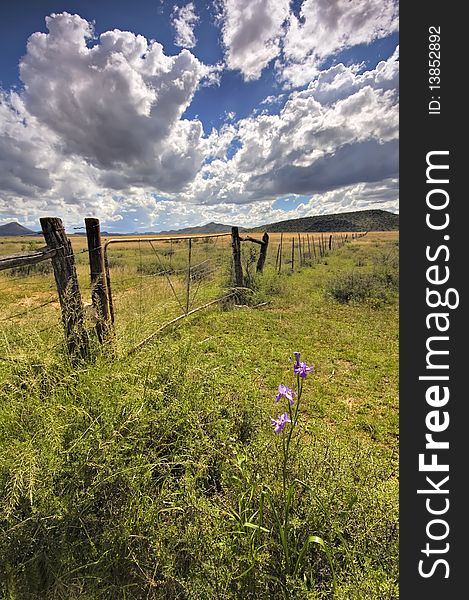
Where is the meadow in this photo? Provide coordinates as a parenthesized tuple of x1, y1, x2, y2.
(0, 231, 399, 599)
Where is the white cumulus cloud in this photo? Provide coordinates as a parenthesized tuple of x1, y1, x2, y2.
(0, 11, 399, 231)
(218, 0, 398, 85)
(182, 50, 398, 207)
(172, 3, 199, 48)
(219, 0, 291, 80)
(279, 0, 399, 87)
(180, 53, 399, 218)
(19, 12, 210, 192)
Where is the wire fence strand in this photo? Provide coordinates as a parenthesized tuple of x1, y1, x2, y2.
(0, 297, 57, 322)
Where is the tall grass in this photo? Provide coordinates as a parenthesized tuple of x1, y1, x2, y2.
(0, 233, 399, 599)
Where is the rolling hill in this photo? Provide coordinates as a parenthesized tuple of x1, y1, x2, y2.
(156, 222, 247, 235)
(0, 210, 398, 239)
(251, 209, 398, 233)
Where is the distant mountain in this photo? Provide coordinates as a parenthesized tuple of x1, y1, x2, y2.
(0, 222, 37, 236)
(252, 209, 399, 233)
(156, 222, 247, 235)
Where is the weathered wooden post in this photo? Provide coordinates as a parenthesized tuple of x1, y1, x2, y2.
(275, 243, 281, 270)
(329, 234, 332, 251)
(103, 247, 115, 325)
(40, 217, 89, 360)
(291, 237, 295, 272)
(297, 233, 302, 267)
(312, 236, 317, 260)
(307, 234, 311, 259)
(85, 218, 112, 344)
(256, 232, 269, 272)
(231, 227, 243, 287)
(278, 233, 283, 273)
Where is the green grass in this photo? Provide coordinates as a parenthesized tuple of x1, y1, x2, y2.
(0, 234, 399, 599)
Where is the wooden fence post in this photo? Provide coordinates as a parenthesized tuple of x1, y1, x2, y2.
(329, 234, 332, 251)
(275, 243, 280, 270)
(291, 237, 295, 272)
(40, 217, 89, 360)
(307, 235, 311, 259)
(231, 227, 243, 287)
(297, 233, 302, 266)
(85, 218, 112, 344)
(278, 233, 283, 273)
(256, 232, 269, 273)
(103, 247, 115, 325)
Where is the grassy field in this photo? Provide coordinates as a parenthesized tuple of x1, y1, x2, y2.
(0, 232, 399, 599)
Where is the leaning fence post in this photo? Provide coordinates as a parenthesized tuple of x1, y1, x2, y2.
(231, 227, 243, 287)
(256, 232, 269, 272)
(40, 217, 89, 360)
(85, 218, 112, 344)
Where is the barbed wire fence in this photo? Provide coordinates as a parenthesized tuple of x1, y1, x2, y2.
(267, 231, 368, 273)
(0, 219, 92, 364)
(0, 217, 367, 363)
(102, 231, 236, 351)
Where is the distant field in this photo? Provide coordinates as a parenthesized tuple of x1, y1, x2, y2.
(0, 231, 398, 599)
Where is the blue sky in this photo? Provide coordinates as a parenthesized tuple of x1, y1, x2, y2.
(0, 0, 399, 232)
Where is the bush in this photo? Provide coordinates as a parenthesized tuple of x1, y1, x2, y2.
(325, 269, 398, 306)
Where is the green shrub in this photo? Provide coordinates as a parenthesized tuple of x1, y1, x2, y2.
(325, 266, 398, 307)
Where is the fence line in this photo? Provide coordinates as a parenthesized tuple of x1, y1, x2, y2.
(271, 230, 367, 274)
(1, 218, 368, 361)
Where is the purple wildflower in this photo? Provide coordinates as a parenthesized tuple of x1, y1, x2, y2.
(276, 384, 295, 405)
(270, 412, 291, 434)
(293, 351, 314, 379)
